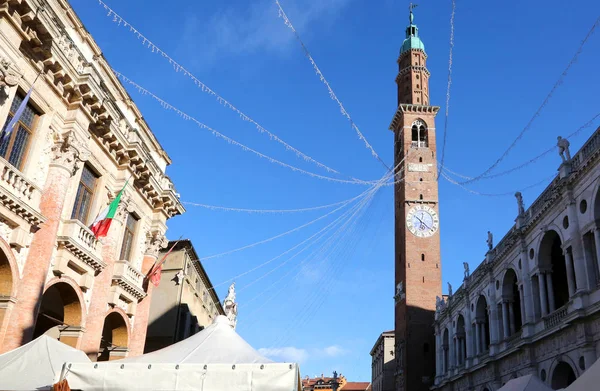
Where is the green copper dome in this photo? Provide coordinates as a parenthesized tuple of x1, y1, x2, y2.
(400, 9, 425, 55)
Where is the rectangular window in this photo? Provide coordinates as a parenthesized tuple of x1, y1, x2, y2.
(119, 213, 138, 261)
(71, 165, 98, 224)
(0, 92, 38, 169)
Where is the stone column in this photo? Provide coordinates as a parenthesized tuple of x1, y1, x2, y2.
(489, 305, 499, 345)
(564, 248, 577, 296)
(442, 346, 447, 374)
(508, 301, 516, 335)
(128, 233, 167, 356)
(518, 285, 526, 326)
(80, 191, 130, 360)
(502, 301, 510, 339)
(594, 228, 600, 280)
(570, 244, 588, 293)
(449, 333, 455, 369)
(539, 273, 549, 316)
(546, 273, 556, 312)
(475, 322, 481, 355)
(1, 132, 85, 353)
(435, 332, 441, 377)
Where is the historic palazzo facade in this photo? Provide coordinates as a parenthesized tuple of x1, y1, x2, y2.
(433, 128, 600, 390)
(0, 0, 183, 360)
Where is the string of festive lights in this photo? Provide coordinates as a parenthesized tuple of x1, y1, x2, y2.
(441, 170, 557, 197)
(95, 0, 364, 179)
(181, 193, 368, 214)
(209, 179, 384, 290)
(114, 71, 382, 186)
(202, 154, 404, 260)
(236, 184, 375, 295)
(241, 185, 378, 322)
(441, 111, 600, 182)
(267, 191, 383, 348)
(273, 0, 390, 171)
(459, 15, 600, 184)
(437, 0, 456, 181)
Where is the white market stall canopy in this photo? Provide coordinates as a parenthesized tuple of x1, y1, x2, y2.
(0, 335, 90, 390)
(565, 356, 600, 391)
(61, 316, 301, 391)
(497, 374, 552, 391)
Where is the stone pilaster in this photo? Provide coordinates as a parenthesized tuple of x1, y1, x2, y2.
(2, 131, 86, 353)
(128, 232, 167, 356)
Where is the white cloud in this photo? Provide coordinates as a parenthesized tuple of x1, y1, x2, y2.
(258, 346, 309, 363)
(322, 345, 346, 357)
(176, 0, 353, 68)
(258, 345, 347, 363)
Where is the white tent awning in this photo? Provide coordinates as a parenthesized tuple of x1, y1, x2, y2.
(0, 335, 90, 390)
(120, 315, 272, 364)
(497, 374, 552, 391)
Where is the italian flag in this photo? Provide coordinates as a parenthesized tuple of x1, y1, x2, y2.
(90, 183, 126, 238)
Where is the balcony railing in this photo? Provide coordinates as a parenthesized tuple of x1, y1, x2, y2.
(112, 260, 146, 300)
(411, 141, 428, 148)
(0, 157, 44, 225)
(56, 219, 105, 272)
(544, 305, 568, 329)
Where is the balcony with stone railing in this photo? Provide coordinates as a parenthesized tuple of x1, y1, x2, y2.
(0, 156, 45, 226)
(543, 305, 569, 330)
(112, 260, 146, 301)
(56, 219, 105, 274)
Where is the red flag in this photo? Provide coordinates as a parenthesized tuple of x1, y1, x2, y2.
(149, 264, 162, 287)
(147, 236, 182, 287)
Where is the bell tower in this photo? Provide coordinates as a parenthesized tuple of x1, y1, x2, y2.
(390, 5, 442, 391)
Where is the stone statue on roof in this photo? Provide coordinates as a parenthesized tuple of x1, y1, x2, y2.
(487, 231, 493, 251)
(447, 282, 453, 297)
(557, 136, 572, 163)
(515, 192, 525, 216)
(223, 282, 237, 330)
(463, 262, 470, 279)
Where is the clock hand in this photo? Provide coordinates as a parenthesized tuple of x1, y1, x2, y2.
(414, 215, 431, 230)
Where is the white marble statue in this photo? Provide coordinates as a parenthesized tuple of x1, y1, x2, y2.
(448, 282, 453, 297)
(463, 262, 470, 279)
(557, 136, 572, 163)
(487, 231, 494, 251)
(223, 282, 238, 330)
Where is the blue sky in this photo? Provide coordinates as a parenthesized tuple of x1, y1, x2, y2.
(71, 0, 600, 381)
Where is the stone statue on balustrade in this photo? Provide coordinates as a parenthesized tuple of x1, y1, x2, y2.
(447, 282, 453, 297)
(487, 231, 494, 251)
(557, 136, 572, 163)
(515, 192, 525, 216)
(463, 262, 470, 280)
(223, 282, 238, 330)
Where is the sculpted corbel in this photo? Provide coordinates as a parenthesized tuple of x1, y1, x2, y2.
(144, 231, 168, 258)
(50, 130, 90, 176)
(0, 55, 21, 87)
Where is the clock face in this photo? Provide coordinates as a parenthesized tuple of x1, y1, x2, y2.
(406, 205, 439, 238)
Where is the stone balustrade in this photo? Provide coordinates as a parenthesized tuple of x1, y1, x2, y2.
(0, 156, 44, 226)
(112, 260, 146, 300)
(544, 305, 568, 329)
(56, 219, 105, 273)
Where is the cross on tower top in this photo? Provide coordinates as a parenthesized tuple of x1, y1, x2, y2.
(409, 3, 418, 24)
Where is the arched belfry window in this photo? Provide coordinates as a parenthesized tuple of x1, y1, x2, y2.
(411, 119, 428, 148)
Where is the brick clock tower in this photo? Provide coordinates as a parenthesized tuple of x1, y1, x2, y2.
(389, 6, 442, 391)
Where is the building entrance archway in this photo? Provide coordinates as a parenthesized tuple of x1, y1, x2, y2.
(33, 281, 84, 348)
(0, 247, 16, 347)
(98, 311, 130, 361)
(551, 361, 576, 389)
